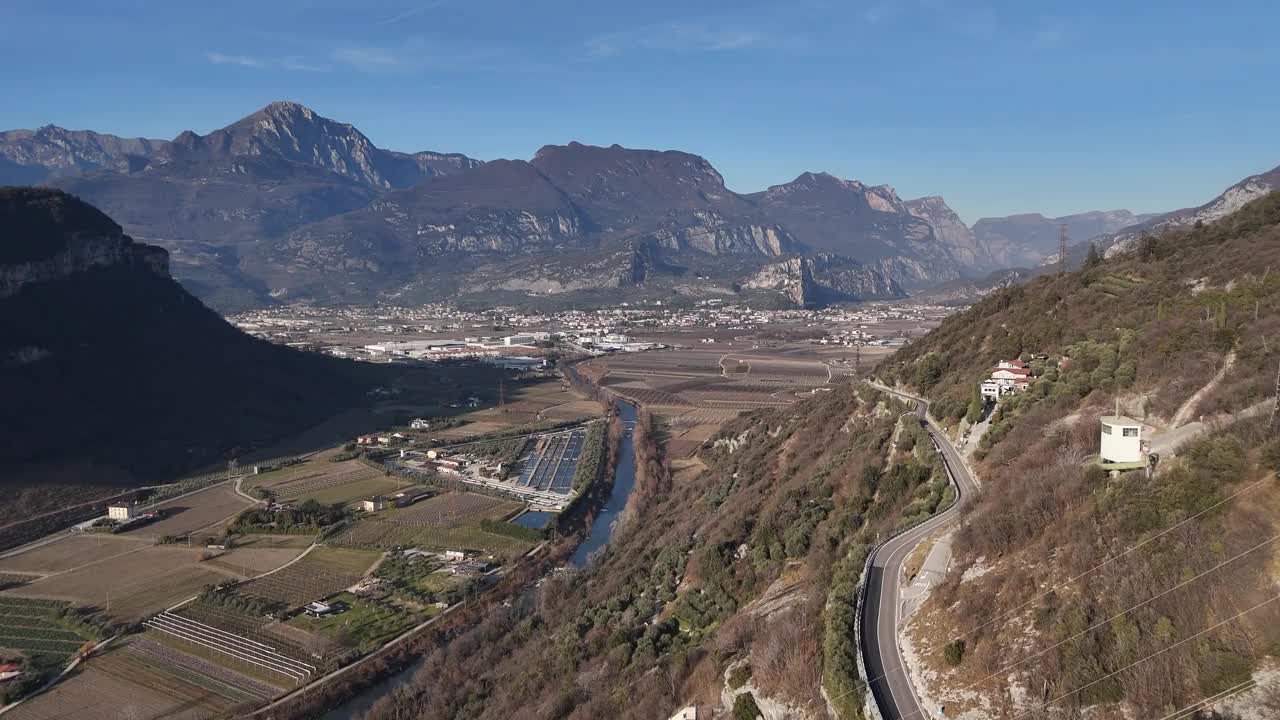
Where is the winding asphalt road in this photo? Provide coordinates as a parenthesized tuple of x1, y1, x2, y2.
(861, 383, 980, 720)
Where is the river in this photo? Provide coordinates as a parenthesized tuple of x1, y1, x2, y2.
(569, 398, 638, 567)
(321, 398, 640, 720)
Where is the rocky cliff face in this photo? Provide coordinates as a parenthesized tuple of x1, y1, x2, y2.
(0, 188, 168, 298)
(904, 195, 986, 267)
(531, 142, 797, 256)
(745, 253, 904, 306)
(750, 172, 965, 288)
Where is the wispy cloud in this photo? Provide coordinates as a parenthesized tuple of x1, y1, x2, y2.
(332, 45, 405, 71)
(206, 51, 264, 68)
(376, 0, 449, 26)
(585, 21, 778, 58)
(206, 51, 328, 72)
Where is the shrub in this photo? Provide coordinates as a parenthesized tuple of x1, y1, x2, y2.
(943, 639, 966, 666)
(732, 693, 762, 720)
(727, 663, 753, 690)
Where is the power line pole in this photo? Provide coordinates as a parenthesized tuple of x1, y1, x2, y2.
(1270, 356, 1279, 434)
(1058, 223, 1069, 277)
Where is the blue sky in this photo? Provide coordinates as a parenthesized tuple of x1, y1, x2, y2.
(3, 0, 1278, 222)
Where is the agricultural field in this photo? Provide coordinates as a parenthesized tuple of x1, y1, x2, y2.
(390, 492, 522, 528)
(175, 601, 337, 664)
(4, 648, 237, 720)
(234, 547, 379, 609)
(144, 612, 317, 688)
(409, 380, 595, 443)
(203, 543, 309, 577)
(0, 534, 150, 576)
(540, 398, 604, 420)
(124, 484, 255, 539)
(331, 519, 532, 556)
(123, 637, 283, 702)
(252, 460, 406, 505)
(0, 596, 93, 664)
(287, 592, 423, 654)
(589, 347, 833, 420)
(5, 545, 229, 621)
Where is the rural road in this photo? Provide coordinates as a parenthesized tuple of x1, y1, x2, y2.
(861, 382, 980, 720)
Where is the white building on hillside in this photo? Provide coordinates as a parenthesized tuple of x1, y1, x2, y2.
(980, 359, 1035, 401)
(1100, 415, 1144, 463)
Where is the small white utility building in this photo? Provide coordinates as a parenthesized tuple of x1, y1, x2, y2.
(1100, 415, 1143, 463)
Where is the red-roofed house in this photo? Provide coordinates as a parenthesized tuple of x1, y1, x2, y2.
(981, 360, 1036, 400)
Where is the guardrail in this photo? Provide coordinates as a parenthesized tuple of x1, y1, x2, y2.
(848, 391, 964, 720)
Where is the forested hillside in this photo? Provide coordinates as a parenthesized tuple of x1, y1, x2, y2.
(878, 194, 1280, 717)
(336, 384, 949, 720)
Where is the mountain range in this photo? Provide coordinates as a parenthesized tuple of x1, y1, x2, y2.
(3, 101, 1235, 311)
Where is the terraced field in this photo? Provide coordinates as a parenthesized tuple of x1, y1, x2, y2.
(0, 597, 91, 661)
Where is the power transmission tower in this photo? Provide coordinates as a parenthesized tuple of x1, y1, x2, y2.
(1058, 223, 1069, 277)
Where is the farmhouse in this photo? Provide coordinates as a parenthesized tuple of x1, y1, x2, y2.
(107, 501, 137, 521)
(392, 489, 431, 508)
(980, 359, 1035, 401)
(362, 496, 388, 512)
(304, 601, 336, 617)
(1100, 415, 1144, 463)
(0, 663, 22, 681)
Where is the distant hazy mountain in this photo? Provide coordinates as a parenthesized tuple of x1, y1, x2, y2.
(0, 126, 166, 184)
(154, 101, 479, 190)
(1094, 163, 1280, 259)
(972, 209, 1159, 268)
(23, 103, 480, 310)
(748, 172, 971, 288)
(909, 267, 1040, 305)
(2, 103, 1002, 310)
(261, 144, 903, 306)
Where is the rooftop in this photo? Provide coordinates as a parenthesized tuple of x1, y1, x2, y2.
(1101, 415, 1142, 426)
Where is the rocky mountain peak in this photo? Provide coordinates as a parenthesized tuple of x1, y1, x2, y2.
(259, 100, 317, 120)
